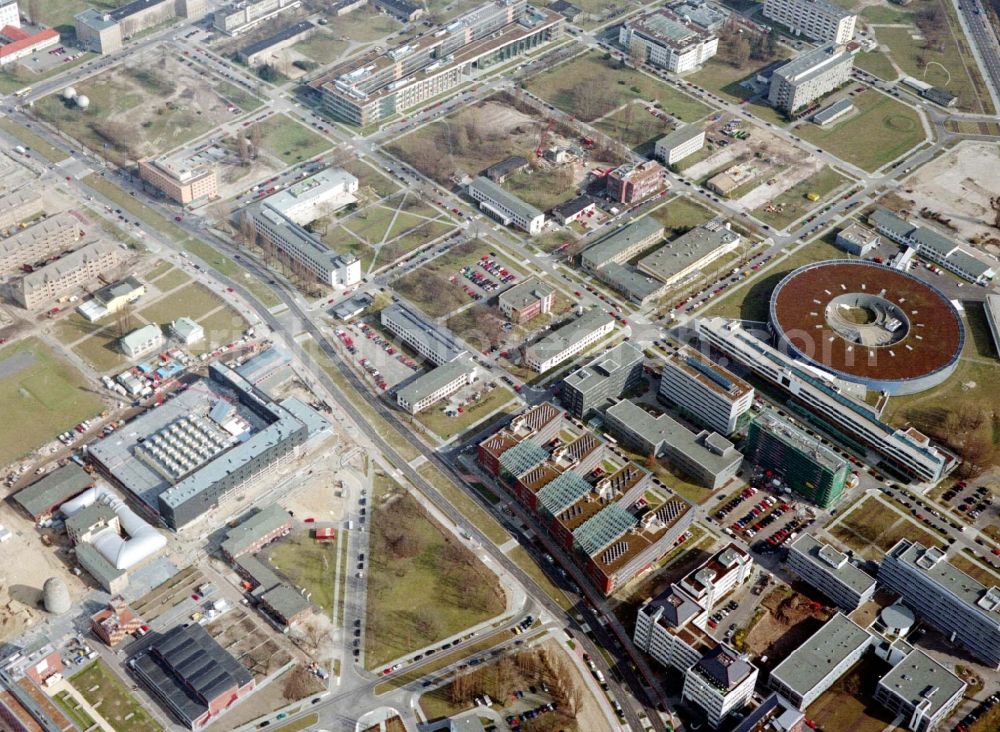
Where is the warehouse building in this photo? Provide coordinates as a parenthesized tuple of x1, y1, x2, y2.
(606, 160, 667, 204)
(768, 613, 874, 709)
(745, 410, 849, 508)
(619, 7, 719, 73)
(604, 399, 742, 489)
(220, 505, 292, 561)
(14, 464, 94, 521)
(654, 125, 706, 166)
(682, 644, 758, 728)
(877, 539, 1000, 668)
(467, 177, 545, 235)
(395, 356, 478, 414)
(237, 20, 314, 65)
(637, 220, 741, 289)
(762, 0, 856, 44)
(484, 155, 530, 183)
(381, 301, 467, 366)
(785, 533, 876, 611)
(767, 42, 854, 114)
(309, 0, 562, 125)
(812, 98, 854, 126)
(213, 0, 300, 35)
(524, 307, 614, 372)
(696, 318, 953, 483)
(132, 623, 255, 729)
(497, 277, 554, 323)
(658, 346, 753, 436)
(580, 217, 664, 273)
(12, 240, 124, 309)
(0, 211, 86, 275)
(139, 156, 218, 205)
(561, 341, 643, 418)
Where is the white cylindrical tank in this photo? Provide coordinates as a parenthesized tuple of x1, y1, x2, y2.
(76, 96, 90, 110)
(42, 577, 71, 615)
(62, 87, 77, 100)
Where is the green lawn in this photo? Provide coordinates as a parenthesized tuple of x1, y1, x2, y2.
(414, 386, 516, 441)
(365, 472, 506, 668)
(417, 462, 510, 546)
(795, 90, 924, 172)
(70, 661, 163, 732)
(649, 196, 717, 236)
(853, 50, 898, 81)
(214, 81, 264, 112)
(688, 54, 787, 103)
(828, 496, 940, 560)
(321, 6, 401, 42)
(146, 259, 174, 280)
(340, 158, 401, 198)
(293, 30, 350, 65)
(256, 114, 332, 164)
(374, 220, 455, 269)
(53, 690, 96, 730)
(595, 105, 673, 154)
(504, 166, 578, 212)
(754, 167, 851, 229)
(861, 4, 914, 22)
(321, 226, 375, 272)
(152, 268, 192, 292)
(525, 51, 713, 123)
(138, 282, 228, 324)
(269, 531, 339, 612)
(0, 339, 104, 466)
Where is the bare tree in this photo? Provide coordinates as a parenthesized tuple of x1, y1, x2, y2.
(249, 124, 263, 159)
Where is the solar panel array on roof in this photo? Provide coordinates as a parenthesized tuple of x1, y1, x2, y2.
(575, 503, 637, 556)
(498, 440, 549, 477)
(537, 471, 592, 515)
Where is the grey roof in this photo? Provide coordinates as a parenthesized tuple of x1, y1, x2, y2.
(382, 302, 467, 365)
(75, 7, 119, 29)
(922, 86, 957, 105)
(236, 346, 291, 385)
(693, 644, 755, 691)
(94, 276, 143, 305)
(575, 503, 638, 555)
(642, 586, 704, 628)
(600, 263, 669, 301)
(279, 397, 330, 438)
(395, 357, 476, 405)
(869, 207, 913, 239)
(526, 308, 614, 367)
(782, 0, 855, 20)
(250, 200, 356, 277)
(450, 717, 488, 732)
(946, 248, 993, 277)
(563, 341, 644, 395)
(76, 542, 127, 587)
(752, 410, 848, 473)
(536, 470, 593, 515)
(788, 533, 876, 595)
(813, 98, 854, 124)
(221, 505, 291, 558)
(876, 649, 966, 715)
(260, 583, 311, 622)
(656, 124, 705, 150)
(909, 226, 956, 258)
(731, 693, 803, 732)
(236, 554, 284, 595)
(768, 613, 873, 697)
(498, 439, 549, 476)
(773, 43, 853, 85)
(468, 177, 543, 222)
(134, 623, 252, 723)
(65, 502, 116, 536)
(239, 20, 314, 59)
(14, 464, 93, 517)
(484, 156, 530, 179)
(120, 324, 162, 353)
(581, 217, 664, 269)
(497, 277, 554, 311)
(552, 194, 596, 219)
(837, 222, 879, 247)
(637, 221, 739, 283)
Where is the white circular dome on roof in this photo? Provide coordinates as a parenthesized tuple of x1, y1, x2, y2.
(880, 603, 915, 634)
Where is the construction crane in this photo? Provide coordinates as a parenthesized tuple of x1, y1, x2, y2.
(535, 118, 555, 157)
(991, 196, 1000, 230)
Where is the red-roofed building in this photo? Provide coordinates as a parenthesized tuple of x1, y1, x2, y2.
(315, 527, 336, 541)
(0, 26, 59, 66)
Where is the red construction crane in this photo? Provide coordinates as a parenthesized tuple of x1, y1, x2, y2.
(535, 118, 555, 157)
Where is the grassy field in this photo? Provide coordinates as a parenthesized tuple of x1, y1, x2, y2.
(953, 552, 1000, 586)
(648, 196, 717, 236)
(417, 462, 510, 546)
(0, 117, 69, 162)
(374, 220, 455, 269)
(71, 661, 163, 732)
(504, 166, 579, 212)
(525, 51, 713, 123)
(319, 6, 401, 42)
(269, 531, 339, 612)
(595, 105, 673, 154)
(0, 339, 104, 466)
(688, 53, 788, 104)
(414, 385, 516, 441)
(365, 472, 505, 668)
(53, 690, 96, 731)
(152, 267, 192, 292)
(795, 90, 924, 172)
(861, 4, 914, 22)
(828, 496, 940, 560)
(256, 114, 332, 164)
(853, 50, 899, 81)
(293, 30, 350, 65)
(273, 713, 320, 732)
(754, 167, 851, 229)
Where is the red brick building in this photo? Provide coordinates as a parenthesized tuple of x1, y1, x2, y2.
(607, 161, 666, 204)
(91, 596, 143, 647)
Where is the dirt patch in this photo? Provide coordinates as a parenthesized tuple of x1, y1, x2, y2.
(743, 585, 833, 670)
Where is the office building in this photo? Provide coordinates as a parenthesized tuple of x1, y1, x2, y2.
(237, 20, 315, 65)
(619, 7, 718, 73)
(985, 294, 1000, 357)
(786, 534, 876, 611)
(477, 401, 563, 475)
(309, 0, 562, 125)
(468, 176, 545, 235)
(580, 217, 665, 272)
(139, 157, 218, 205)
(637, 220, 741, 288)
(730, 693, 806, 732)
(654, 125, 706, 166)
(768, 613, 874, 709)
(607, 160, 666, 204)
(835, 222, 879, 255)
(745, 410, 849, 508)
(0, 186, 42, 230)
(874, 650, 965, 732)
(696, 318, 953, 483)
(0, 0, 19, 28)
(220, 505, 292, 561)
(120, 323, 165, 359)
(75, 0, 205, 54)
(678, 542, 754, 608)
(877, 539, 1000, 668)
(132, 623, 255, 729)
(213, 0, 300, 35)
(682, 645, 758, 728)
(605, 399, 742, 489)
(264, 169, 358, 225)
(395, 356, 477, 413)
(12, 240, 124, 309)
(497, 276, 554, 322)
(767, 43, 854, 114)
(0, 26, 59, 66)
(523, 307, 614, 372)
(0, 211, 86, 275)
(381, 301, 467, 366)
(869, 208, 995, 284)
(561, 341, 644, 418)
(763, 0, 856, 44)
(659, 346, 753, 435)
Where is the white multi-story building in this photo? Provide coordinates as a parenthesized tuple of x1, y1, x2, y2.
(395, 357, 477, 414)
(264, 169, 358, 225)
(120, 324, 165, 359)
(0, 0, 20, 28)
(682, 645, 758, 728)
(619, 8, 718, 73)
(763, 0, 856, 44)
(659, 346, 753, 435)
(985, 293, 1000, 357)
(877, 539, 1000, 669)
(786, 533, 876, 611)
(874, 650, 966, 732)
(381, 302, 467, 366)
(467, 177, 545, 235)
(213, 0, 300, 35)
(768, 42, 854, 114)
(696, 318, 954, 483)
(654, 125, 706, 166)
(524, 308, 614, 372)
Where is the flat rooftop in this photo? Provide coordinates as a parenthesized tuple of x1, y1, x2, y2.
(526, 308, 614, 365)
(768, 613, 873, 697)
(788, 533, 876, 595)
(468, 176, 543, 222)
(665, 346, 752, 402)
(563, 340, 643, 395)
(877, 649, 965, 716)
(395, 356, 475, 404)
(773, 43, 853, 86)
(752, 410, 848, 474)
(627, 7, 715, 49)
(580, 216, 664, 268)
(382, 301, 467, 364)
(637, 221, 739, 283)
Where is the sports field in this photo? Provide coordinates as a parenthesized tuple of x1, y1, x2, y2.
(0, 339, 103, 467)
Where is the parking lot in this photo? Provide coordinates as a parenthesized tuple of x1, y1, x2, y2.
(333, 321, 421, 391)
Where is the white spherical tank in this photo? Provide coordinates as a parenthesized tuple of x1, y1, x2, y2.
(62, 86, 77, 100)
(42, 577, 71, 615)
(76, 95, 90, 110)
